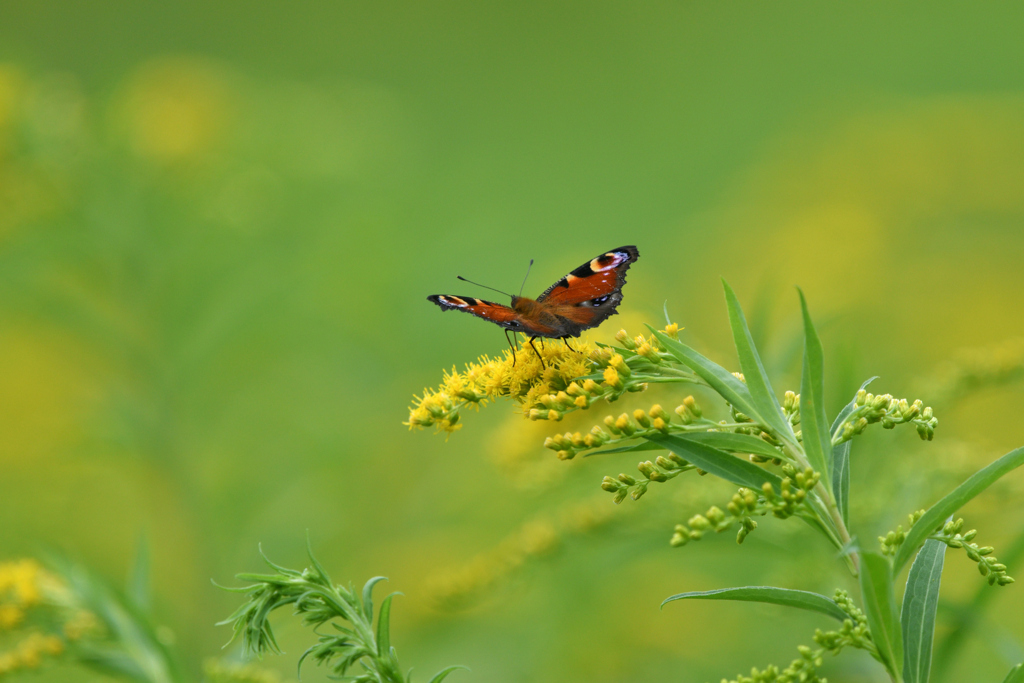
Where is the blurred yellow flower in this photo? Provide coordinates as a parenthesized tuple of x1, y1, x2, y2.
(114, 57, 234, 163)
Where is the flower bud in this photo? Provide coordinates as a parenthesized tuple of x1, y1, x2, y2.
(634, 409, 651, 428)
(616, 413, 636, 436)
(604, 415, 621, 435)
(683, 395, 702, 417)
(615, 329, 635, 349)
(688, 514, 710, 531)
(601, 476, 621, 492)
(617, 473, 636, 485)
(603, 366, 623, 389)
(609, 353, 631, 377)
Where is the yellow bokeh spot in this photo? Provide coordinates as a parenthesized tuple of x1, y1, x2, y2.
(115, 57, 234, 163)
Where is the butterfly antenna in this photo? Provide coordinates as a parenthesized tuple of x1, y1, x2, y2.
(519, 259, 534, 297)
(456, 276, 512, 298)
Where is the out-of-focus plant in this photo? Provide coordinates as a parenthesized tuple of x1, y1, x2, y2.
(0, 545, 282, 683)
(218, 542, 465, 683)
(411, 280, 1024, 683)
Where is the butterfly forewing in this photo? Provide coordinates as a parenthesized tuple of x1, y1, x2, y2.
(536, 246, 639, 306)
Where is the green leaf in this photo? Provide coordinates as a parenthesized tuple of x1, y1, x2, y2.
(588, 432, 783, 460)
(678, 431, 788, 460)
(661, 586, 847, 621)
(586, 441, 663, 456)
(1003, 663, 1024, 683)
(376, 593, 397, 656)
(644, 433, 782, 490)
(650, 329, 763, 428)
(859, 551, 904, 678)
(797, 288, 833, 483)
(362, 576, 387, 623)
(901, 538, 946, 683)
(428, 665, 470, 683)
(830, 377, 878, 525)
(893, 446, 1024, 575)
(722, 279, 794, 442)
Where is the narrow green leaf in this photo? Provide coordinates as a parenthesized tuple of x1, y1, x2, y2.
(362, 576, 387, 623)
(644, 433, 782, 490)
(859, 551, 903, 678)
(893, 446, 1024, 575)
(586, 441, 663, 456)
(376, 593, 396, 656)
(1003, 663, 1024, 683)
(662, 586, 847, 621)
(830, 377, 878, 525)
(722, 279, 794, 441)
(588, 432, 783, 460)
(797, 288, 833, 483)
(650, 329, 764, 428)
(902, 538, 946, 683)
(678, 431, 788, 460)
(428, 665, 470, 683)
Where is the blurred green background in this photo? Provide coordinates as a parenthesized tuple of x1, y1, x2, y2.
(2, 2, 1024, 681)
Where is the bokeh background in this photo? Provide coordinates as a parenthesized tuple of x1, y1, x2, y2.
(2, 3, 1024, 681)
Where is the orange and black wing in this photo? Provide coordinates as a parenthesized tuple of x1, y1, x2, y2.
(534, 246, 639, 334)
(427, 295, 528, 332)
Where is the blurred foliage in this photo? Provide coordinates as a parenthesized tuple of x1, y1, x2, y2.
(2, 3, 1024, 681)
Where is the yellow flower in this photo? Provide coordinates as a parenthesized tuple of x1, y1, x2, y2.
(407, 337, 597, 434)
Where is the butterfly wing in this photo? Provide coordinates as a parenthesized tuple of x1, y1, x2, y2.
(534, 245, 639, 334)
(427, 295, 528, 331)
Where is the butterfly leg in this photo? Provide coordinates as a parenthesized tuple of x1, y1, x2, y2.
(561, 337, 582, 354)
(528, 337, 546, 369)
(504, 328, 518, 366)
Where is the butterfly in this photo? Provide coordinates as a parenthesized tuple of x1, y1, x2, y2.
(428, 246, 639, 365)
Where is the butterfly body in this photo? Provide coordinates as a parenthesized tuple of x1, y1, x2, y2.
(428, 245, 639, 340)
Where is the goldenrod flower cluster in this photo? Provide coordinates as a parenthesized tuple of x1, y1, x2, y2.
(833, 389, 938, 444)
(813, 589, 877, 658)
(408, 337, 608, 433)
(0, 560, 42, 630)
(545, 398, 713, 462)
(721, 645, 825, 683)
(881, 514, 1015, 586)
(669, 466, 821, 547)
(0, 560, 65, 675)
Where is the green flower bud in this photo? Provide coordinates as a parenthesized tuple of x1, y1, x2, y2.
(617, 473, 636, 485)
(706, 506, 726, 524)
(688, 514, 711, 531)
(604, 415, 621, 435)
(601, 476, 622, 492)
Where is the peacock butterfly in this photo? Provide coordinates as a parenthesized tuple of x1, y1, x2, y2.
(428, 246, 639, 363)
